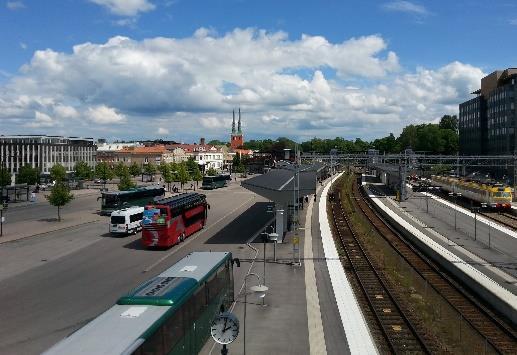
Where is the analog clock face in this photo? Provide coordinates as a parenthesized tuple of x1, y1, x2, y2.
(210, 312, 239, 345)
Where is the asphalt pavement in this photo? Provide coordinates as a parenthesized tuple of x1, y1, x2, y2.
(0, 182, 262, 354)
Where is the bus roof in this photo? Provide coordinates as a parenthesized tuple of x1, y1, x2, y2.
(118, 251, 229, 306)
(43, 252, 231, 355)
(102, 185, 164, 196)
(151, 192, 206, 210)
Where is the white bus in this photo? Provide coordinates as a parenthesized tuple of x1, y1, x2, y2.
(110, 206, 145, 235)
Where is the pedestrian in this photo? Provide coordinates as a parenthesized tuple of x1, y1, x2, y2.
(30, 191, 36, 203)
(190, 183, 193, 190)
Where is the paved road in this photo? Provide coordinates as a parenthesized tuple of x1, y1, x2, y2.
(3, 192, 101, 224)
(0, 183, 262, 354)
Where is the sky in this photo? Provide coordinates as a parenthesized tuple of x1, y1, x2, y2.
(1, 0, 516, 143)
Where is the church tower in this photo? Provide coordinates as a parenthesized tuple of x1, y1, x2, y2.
(231, 108, 244, 149)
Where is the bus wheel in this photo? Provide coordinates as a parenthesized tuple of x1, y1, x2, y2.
(180, 233, 185, 242)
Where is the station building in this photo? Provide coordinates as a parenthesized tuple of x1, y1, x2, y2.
(459, 68, 517, 155)
(0, 135, 96, 176)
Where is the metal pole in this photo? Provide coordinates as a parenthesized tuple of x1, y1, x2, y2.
(243, 276, 247, 355)
(0, 208, 3, 237)
(263, 234, 266, 287)
(474, 211, 477, 241)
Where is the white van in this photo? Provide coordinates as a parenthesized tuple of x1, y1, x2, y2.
(109, 206, 145, 235)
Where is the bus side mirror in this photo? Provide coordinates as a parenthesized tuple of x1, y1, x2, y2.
(207, 204, 211, 210)
(232, 258, 240, 267)
(97, 197, 101, 201)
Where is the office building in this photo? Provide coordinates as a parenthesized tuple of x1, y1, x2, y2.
(0, 135, 96, 176)
(459, 68, 517, 155)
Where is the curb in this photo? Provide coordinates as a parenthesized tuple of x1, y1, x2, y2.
(0, 219, 102, 245)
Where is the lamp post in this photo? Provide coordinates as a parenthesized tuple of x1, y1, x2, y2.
(243, 272, 268, 355)
(448, 192, 462, 230)
(471, 207, 480, 241)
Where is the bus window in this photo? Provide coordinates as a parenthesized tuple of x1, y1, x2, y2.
(163, 308, 184, 351)
(140, 327, 164, 355)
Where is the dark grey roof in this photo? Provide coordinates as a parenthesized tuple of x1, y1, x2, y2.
(242, 167, 317, 203)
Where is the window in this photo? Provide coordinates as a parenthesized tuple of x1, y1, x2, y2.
(130, 212, 143, 223)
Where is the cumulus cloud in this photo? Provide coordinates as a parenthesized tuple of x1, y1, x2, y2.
(89, 0, 155, 16)
(0, 28, 484, 140)
(87, 105, 126, 124)
(6, 1, 25, 10)
(382, 1, 429, 15)
(157, 127, 169, 135)
(27, 111, 55, 128)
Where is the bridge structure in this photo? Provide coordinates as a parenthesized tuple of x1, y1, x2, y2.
(302, 152, 517, 200)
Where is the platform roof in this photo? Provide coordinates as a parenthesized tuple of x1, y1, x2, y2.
(242, 166, 318, 203)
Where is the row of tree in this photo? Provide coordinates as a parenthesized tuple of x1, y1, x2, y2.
(240, 115, 459, 155)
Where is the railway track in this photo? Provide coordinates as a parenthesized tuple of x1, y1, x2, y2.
(480, 212, 517, 230)
(332, 175, 517, 354)
(328, 183, 433, 353)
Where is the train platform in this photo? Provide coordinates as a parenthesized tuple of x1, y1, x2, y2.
(199, 173, 376, 355)
(362, 181, 517, 325)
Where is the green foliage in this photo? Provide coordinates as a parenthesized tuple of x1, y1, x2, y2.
(177, 162, 190, 188)
(74, 161, 92, 180)
(17, 165, 40, 185)
(206, 167, 217, 176)
(129, 162, 141, 177)
(143, 162, 157, 176)
(45, 182, 74, 221)
(95, 162, 114, 182)
(371, 133, 399, 154)
(431, 164, 453, 175)
(185, 157, 197, 173)
(439, 115, 458, 132)
(118, 171, 136, 191)
(192, 164, 203, 184)
(0, 168, 10, 187)
(235, 165, 245, 174)
(50, 163, 67, 182)
(397, 121, 458, 154)
(169, 162, 179, 181)
(208, 139, 227, 146)
(114, 162, 127, 178)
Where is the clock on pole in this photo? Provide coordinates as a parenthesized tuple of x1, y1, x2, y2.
(210, 311, 239, 354)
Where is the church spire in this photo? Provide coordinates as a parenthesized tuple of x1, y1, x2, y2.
(237, 107, 242, 133)
(232, 109, 236, 134)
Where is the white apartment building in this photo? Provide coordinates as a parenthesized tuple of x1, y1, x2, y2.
(192, 145, 224, 170)
(0, 135, 96, 175)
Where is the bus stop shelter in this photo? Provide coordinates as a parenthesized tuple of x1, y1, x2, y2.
(241, 164, 322, 241)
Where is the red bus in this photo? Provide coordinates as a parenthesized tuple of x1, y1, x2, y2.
(141, 193, 208, 248)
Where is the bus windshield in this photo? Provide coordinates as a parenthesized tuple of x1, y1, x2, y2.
(103, 195, 119, 208)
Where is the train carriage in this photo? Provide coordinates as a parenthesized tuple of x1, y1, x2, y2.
(43, 252, 235, 355)
(431, 175, 512, 209)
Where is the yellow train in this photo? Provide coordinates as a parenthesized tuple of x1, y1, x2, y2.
(431, 175, 513, 209)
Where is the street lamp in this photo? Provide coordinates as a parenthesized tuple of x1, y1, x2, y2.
(448, 192, 462, 230)
(471, 207, 480, 241)
(243, 272, 268, 355)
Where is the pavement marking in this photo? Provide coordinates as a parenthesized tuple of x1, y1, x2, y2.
(143, 196, 256, 273)
(304, 197, 328, 355)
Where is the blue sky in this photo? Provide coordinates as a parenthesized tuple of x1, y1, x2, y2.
(1, 1, 516, 142)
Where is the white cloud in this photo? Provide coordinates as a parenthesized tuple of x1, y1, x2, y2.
(382, 1, 429, 16)
(0, 28, 484, 140)
(19, 42, 27, 50)
(6, 1, 25, 10)
(26, 111, 55, 128)
(510, 18, 517, 26)
(89, 0, 155, 16)
(87, 105, 126, 124)
(157, 127, 169, 135)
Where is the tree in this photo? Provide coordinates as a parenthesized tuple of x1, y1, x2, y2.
(74, 161, 92, 180)
(17, 165, 39, 185)
(46, 182, 74, 221)
(144, 162, 157, 177)
(129, 162, 141, 177)
(185, 157, 197, 173)
(158, 162, 173, 190)
(192, 164, 203, 188)
(118, 170, 136, 191)
(208, 139, 227, 146)
(0, 167, 11, 187)
(50, 163, 67, 182)
(114, 162, 127, 178)
(206, 167, 217, 176)
(95, 162, 114, 187)
(177, 162, 190, 190)
(439, 115, 458, 132)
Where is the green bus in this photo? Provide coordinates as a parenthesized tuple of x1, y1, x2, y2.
(201, 175, 228, 190)
(43, 252, 235, 355)
(100, 185, 165, 215)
